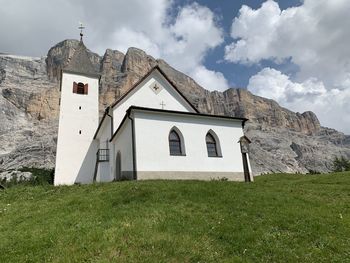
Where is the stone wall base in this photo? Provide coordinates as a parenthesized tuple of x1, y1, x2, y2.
(136, 171, 245, 181)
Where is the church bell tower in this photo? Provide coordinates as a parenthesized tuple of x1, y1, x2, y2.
(54, 29, 100, 185)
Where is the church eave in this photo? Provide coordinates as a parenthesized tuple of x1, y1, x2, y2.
(128, 106, 248, 122)
(62, 69, 101, 79)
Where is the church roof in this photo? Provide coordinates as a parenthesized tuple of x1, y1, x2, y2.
(94, 65, 250, 140)
(64, 41, 99, 77)
(110, 65, 199, 113)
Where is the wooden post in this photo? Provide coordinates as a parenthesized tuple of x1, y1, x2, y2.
(242, 152, 250, 182)
(239, 136, 252, 182)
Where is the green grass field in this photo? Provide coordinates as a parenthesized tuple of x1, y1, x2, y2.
(1, 173, 350, 262)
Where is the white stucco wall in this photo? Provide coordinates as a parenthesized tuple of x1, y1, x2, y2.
(98, 119, 111, 149)
(95, 117, 112, 182)
(133, 110, 247, 181)
(54, 72, 99, 185)
(112, 70, 195, 130)
(111, 119, 134, 180)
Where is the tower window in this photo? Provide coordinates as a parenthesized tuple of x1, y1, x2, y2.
(79, 106, 81, 110)
(79, 130, 82, 134)
(73, 82, 88, 95)
(77, 83, 84, 94)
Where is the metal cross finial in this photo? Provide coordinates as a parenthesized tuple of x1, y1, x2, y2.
(160, 101, 166, 109)
(78, 22, 85, 41)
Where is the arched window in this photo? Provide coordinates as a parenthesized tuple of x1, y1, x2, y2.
(206, 131, 222, 157)
(169, 129, 184, 156)
(73, 82, 88, 95)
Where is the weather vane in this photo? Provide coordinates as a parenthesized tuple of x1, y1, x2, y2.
(78, 22, 85, 41)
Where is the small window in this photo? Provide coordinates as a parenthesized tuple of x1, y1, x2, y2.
(77, 83, 85, 94)
(73, 82, 88, 95)
(206, 132, 221, 157)
(79, 106, 81, 110)
(169, 130, 182, 155)
(79, 130, 82, 134)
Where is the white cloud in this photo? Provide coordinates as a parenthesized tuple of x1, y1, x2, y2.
(166, 3, 227, 91)
(225, 1, 283, 64)
(226, 0, 350, 132)
(225, 0, 350, 86)
(99, 2, 227, 91)
(248, 68, 350, 133)
(191, 66, 229, 92)
(167, 3, 223, 70)
(107, 28, 162, 59)
(248, 68, 327, 103)
(0, 0, 228, 92)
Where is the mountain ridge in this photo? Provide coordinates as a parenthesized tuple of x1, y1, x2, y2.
(0, 39, 349, 175)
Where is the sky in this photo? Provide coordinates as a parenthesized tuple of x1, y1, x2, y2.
(1, 0, 350, 134)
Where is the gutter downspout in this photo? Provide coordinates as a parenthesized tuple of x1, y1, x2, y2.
(127, 109, 137, 180)
(242, 119, 248, 129)
(105, 106, 113, 181)
(105, 106, 114, 139)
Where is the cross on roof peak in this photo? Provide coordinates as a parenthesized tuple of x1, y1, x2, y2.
(78, 22, 85, 42)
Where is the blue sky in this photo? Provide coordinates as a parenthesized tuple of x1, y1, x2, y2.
(0, 0, 349, 133)
(186, 0, 302, 88)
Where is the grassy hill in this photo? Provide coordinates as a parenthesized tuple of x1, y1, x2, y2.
(1, 173, 350, 262)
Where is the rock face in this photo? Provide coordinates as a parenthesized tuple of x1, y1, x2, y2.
(0, 53, 58, 170)
(0, 39, 350, 174)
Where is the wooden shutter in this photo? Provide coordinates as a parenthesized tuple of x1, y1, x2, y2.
(84, 83, 88, 95)
(73, 82, 78, 93)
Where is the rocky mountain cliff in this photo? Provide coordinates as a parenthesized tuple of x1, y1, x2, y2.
(1, 39, 350, 175)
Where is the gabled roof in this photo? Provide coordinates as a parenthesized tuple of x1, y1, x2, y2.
(110, 65, 199, 113)
(63, 41, 99, 77)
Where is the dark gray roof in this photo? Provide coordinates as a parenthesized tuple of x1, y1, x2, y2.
(64, 41, 99, 76)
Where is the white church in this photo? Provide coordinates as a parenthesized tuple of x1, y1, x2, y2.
(54, 39, 253, 186)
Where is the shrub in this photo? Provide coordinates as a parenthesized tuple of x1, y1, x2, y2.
(308, 170, 321, 175)
(332, 156, 350, 172)
(1, 167, 54, 188)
